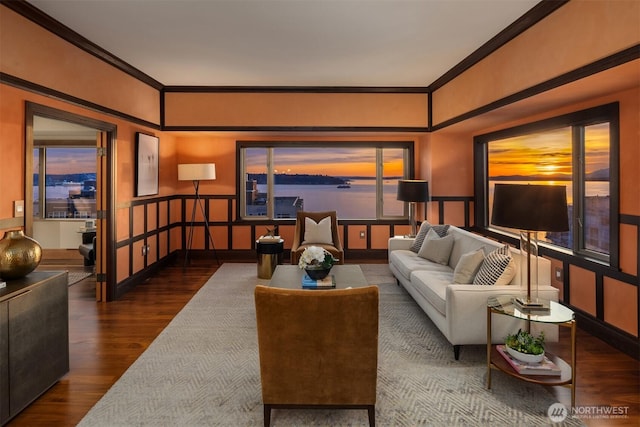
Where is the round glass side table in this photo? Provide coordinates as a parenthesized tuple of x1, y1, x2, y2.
(486, 295, 576, 408)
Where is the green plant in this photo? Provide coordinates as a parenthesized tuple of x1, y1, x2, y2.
(505, 329, 545, 355)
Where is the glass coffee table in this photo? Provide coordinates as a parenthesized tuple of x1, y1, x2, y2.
(268, 265, 368, 289)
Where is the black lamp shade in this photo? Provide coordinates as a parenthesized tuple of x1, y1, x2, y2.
(491, 183, 569, 232)
(397, 180, 429, 202)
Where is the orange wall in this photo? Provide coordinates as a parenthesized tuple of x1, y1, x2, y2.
(165, 92, 428, 128)
(0, 7, 160, 125)
(431, 0, 640, 126)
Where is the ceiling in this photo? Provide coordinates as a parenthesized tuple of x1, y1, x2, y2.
(28, 0, 540, 87)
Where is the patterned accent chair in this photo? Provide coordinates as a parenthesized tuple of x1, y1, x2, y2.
(254, 285, 379, 427)
(290, 210, 344, 265)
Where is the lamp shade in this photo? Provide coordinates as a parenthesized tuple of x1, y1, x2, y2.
(178, 163, 216, 181)
(491, 183, 569, 231)
(397, 180, 429, 202)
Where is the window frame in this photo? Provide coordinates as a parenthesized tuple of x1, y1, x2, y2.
(236, 141, 415, 221)
(474, 103, 619, 267)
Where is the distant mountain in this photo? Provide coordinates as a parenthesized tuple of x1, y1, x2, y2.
(492, 168, 609, 182)
(491, 174, 571, 181)
(586, 168, 609, 181)
(247, 173, 347, 185)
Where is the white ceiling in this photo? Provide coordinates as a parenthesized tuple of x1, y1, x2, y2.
(28, 0, 540, 87)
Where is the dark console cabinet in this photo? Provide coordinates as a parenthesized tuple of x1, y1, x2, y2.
(0, 271, 69, 425)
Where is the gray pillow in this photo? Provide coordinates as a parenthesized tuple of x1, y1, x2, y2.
(453, 249, 485, 284)
(417, 228, 454, 265)
(473, 245, 516, 286)
(410, 222, 450, 252)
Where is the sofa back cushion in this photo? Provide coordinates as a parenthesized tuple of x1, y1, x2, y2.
(447, 226, 502, 269)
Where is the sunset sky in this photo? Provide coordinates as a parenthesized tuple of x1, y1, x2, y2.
(36, 147, 96, 175)
(246, 147, 404, 177)
(489, 123, 610, 178)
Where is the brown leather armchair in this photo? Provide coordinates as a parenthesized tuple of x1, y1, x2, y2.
(290, 210, 344, 265)
(254, 285, 379, 427)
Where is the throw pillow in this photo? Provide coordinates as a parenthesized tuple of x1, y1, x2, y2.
(417, 228, 455, 265)
(410, 222, 450, 253)
(473, 245, 517, 286)
(453, 249, 485, 284)
(302, 216, 333, 245)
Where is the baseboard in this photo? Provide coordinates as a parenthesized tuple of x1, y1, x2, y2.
(574, 310, 639, 360)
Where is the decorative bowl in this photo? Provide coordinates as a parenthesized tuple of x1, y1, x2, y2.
(305, 266, 331, 280)
(506, 345, 545, 364)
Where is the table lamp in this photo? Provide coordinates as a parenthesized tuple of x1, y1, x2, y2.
(397, 180, 429, 238)
(491, 183, 569, 309)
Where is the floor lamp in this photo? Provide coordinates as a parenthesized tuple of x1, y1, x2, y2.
(178, 163, 219, 267)
(397, 180, 429, 238)
(491, 183, 569, 309)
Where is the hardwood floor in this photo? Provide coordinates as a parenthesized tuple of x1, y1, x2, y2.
(7, 258, 640, 426)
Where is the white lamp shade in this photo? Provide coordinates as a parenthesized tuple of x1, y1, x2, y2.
(178, 163, 216, 181)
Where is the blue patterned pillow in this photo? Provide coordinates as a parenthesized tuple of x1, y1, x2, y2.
(410, 223, 450, 253)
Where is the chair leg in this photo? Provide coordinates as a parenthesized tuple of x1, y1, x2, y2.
(454, 345, 461, 360)
(263, 404, 271, 427)
(368, 405, 375, 427)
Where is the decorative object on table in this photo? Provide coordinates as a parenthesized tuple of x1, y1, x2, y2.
(178, 163, 219, 267)
(491, 183, 568, 309)
(298, 246, 338, 280)
(302, 273, 336, 289)
(135, 132, 159, 197)
(504, 328, 545, 363)
(496, 345, 561, 376)
(396, 179, 429, 237)
(0, 229, 42, 279)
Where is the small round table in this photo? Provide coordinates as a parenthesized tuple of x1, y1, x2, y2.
(486, 295, 576, 408)
(256, 239, 284, 279)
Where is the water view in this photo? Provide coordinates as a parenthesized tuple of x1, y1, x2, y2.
(256, 179, 404, 219)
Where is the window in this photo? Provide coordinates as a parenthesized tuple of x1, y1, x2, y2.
(33, 146, 97, 219)
(476, 103, 618, 264)
(239, 142, 413, 220)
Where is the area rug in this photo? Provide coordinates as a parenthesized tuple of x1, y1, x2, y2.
(78, 263, 582, 426)
(67, 271, 93, 286)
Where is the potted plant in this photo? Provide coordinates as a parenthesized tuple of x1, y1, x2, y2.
(298, 246, 338, 280)
(504, 329, 545, 364)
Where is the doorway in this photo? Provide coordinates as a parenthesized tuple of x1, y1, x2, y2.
(25, 102, 116, 301)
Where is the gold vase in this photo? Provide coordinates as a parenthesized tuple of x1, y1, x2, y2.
(0, 230, 42, 280)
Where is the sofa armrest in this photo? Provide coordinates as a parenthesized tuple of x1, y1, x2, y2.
(388, 236, 414, 252)
(445, 284, 560, 345)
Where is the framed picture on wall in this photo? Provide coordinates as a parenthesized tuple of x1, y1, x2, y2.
(135, 132, 159, 196)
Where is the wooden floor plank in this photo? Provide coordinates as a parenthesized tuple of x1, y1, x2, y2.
(7, 259, 639, 426)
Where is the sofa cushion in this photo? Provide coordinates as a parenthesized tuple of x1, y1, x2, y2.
(302, 216, 333, 245)
(410, 222, 450, 252)
(473, 245, 516, 286)
(453, 249, 485, 284)
(417, 228, 454, 265)
(389, 250, 452, 282)
(410, 269, 453, 316)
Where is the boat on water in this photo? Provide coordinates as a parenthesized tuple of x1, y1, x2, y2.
(337, 184, 351, 189)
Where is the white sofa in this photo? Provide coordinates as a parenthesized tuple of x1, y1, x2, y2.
(388, 225, 559, 360)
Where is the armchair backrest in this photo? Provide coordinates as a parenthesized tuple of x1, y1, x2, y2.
(254, 285, 379, 406)
(293, 210, 341, 247)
